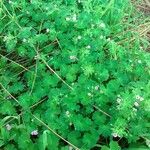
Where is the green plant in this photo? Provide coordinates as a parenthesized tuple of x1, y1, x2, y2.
(0, 0, 150, 150)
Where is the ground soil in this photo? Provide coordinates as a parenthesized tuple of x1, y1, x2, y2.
(136, 0, 150, 51)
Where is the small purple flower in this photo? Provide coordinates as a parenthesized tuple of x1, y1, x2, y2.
(95, 85, 99, 90)
(134, 102, 139, 107)
(112, 132, 118, 137)
(66, 17, 70, 21)
(99, 23, 106, 28)
(88, 93, 92, 97)
(70, 56, 77, 60)
(6, 124, 12, 131)
(23, 38, 27, 42)
(86, 45, 91, 49)
(116, 98, 121, 104)
(46, 28, 50, 33)
(65, 111, 70, 117)
(133, 108, 137, 112)
(140, 97, 144, 101)
(135, 95, 140, 100)
(72, 14, 77, 22)
(31, 130, 38, 136)
(77, 35, 82, 40)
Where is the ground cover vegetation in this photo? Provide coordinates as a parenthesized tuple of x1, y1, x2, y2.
(0, 0, 150, 149)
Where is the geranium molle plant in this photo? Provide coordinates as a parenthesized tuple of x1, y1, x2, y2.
(0, 0, 150, 150)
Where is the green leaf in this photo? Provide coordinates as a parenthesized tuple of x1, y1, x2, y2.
(34, 34, 48, 44)
(101, 145, 110, 150)
(42, 130, 50, 150)
(19, 27, 32, 38)
(109, 141, 121, 150)
(0, 101, 16, 115)
(6, 39, 17, 52)
(98, 68, 109, 82)
(0, 139, 4, 147)
(9, 82, 24, 94)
